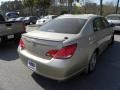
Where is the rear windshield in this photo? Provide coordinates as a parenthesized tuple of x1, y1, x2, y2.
(39, 18, 87, 34)
(106, 16, 120, 20)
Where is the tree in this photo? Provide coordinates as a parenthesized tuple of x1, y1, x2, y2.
(34, 0, 51, 15)
(59, 0, 73, 13)
(1, 1, 23, 16)
(103, 1, 115, 15)
(116, 0, 120, 14)
(100, 0, 103, 15)
(68, 0, 73, 13)
(22, 0, 35, 15)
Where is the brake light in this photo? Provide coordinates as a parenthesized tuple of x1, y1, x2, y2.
(46, 44, 77, 59)
(19, 39, 25, 49)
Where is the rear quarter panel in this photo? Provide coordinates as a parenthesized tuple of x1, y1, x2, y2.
(62, 20, 97, 75)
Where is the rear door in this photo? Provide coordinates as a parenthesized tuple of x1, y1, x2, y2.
(101, 17, 113, 43)
(93, 17, 109, 53)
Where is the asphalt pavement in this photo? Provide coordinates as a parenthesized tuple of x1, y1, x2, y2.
(0, 35, 120, 90)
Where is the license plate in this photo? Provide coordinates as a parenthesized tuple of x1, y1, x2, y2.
(28, 60, 36, 71)
(8, 35, 14, 39)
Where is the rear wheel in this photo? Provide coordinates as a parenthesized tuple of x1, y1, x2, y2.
(85, 52, 97, 74)
(89, 53, 97, 72)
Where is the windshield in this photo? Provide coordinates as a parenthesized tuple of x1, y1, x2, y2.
(106, 16, 120, 20)
(6, 12, 19, 18)
(40, 18, 86, 34)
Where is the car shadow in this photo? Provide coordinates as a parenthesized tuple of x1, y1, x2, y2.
(0, 40, 19, 61)
(32, 41, 120, 90)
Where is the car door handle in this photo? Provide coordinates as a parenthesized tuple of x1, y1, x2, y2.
(89, 36, 95, 41)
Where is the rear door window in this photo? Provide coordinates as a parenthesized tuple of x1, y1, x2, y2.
(101, 18, 109, 28)
(93, 18, 106, 32)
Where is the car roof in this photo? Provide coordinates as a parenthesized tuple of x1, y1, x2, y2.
(57, 14, 100, 19)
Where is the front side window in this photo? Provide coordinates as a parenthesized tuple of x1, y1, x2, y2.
(39, 18, 87, 34)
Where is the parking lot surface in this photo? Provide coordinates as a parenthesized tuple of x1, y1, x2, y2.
(0, 35, 120, 90)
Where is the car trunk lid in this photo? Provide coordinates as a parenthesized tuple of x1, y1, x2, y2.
(22, 31, 76, 60)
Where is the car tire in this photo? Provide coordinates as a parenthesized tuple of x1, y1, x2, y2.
(89, 52, 97, 72)
(85, 52, 97, 74)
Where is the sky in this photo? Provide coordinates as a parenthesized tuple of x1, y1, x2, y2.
(92, 0, 117, 5)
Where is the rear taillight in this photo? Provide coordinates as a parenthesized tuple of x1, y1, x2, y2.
(46, 44, 77, 59)
(19, 39, 25, 49)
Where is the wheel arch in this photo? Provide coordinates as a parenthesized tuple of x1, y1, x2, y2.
(88, 47, 99, 64)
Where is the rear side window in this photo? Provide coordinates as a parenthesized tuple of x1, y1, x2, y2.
(40, 18, 87, 34)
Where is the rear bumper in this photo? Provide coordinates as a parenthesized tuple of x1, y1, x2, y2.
(18, 49, 74, 81)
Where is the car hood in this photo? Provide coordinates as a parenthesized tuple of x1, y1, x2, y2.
(23, 30, 77, 42)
